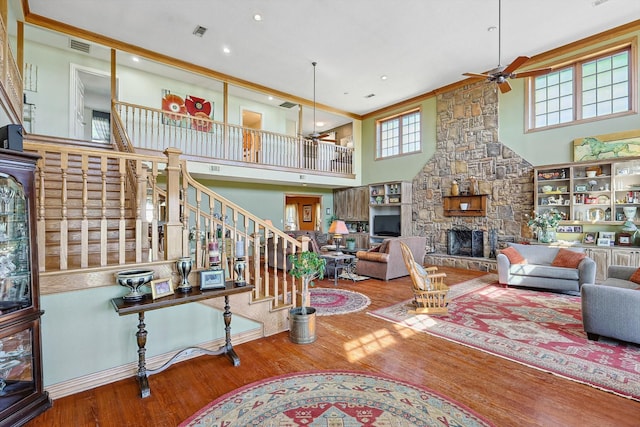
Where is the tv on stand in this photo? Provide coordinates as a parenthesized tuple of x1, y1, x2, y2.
(373, 214, 401, 237)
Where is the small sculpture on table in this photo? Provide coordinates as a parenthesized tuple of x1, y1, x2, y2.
(176, 256, 193, 292)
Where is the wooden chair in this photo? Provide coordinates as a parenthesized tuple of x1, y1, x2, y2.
(399, 241, 449, 315)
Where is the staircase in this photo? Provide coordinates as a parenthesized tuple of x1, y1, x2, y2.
(36, 146, 144, 271)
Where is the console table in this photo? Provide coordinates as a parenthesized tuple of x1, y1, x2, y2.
(111, 282, 253, 398)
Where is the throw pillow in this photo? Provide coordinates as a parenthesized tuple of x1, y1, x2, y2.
(629, 268, 640, 285)
(379, 240, 390, 254)
(500, 246, 526, 264)
(413, 262, 432, 291)
(551, 248, 586, 268)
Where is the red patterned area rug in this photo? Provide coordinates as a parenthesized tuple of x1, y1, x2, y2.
(369, 274, 640, 401)
(310, 288, 371, 316)
(180, 370, 494, 426)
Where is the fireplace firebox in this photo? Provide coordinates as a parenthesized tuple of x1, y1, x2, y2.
(447, 229, 484, 257)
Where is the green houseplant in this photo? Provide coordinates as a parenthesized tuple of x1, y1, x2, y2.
(287, 251, 326, 344)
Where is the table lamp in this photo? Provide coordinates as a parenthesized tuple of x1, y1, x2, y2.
(329, 220, 349, 253)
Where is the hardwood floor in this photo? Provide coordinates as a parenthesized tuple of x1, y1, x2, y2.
(26, 267, 639, 427)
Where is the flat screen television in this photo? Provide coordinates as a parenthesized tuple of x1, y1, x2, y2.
(373, 214, 401, 237)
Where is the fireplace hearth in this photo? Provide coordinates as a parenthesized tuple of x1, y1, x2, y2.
(447, 228, 484, 257)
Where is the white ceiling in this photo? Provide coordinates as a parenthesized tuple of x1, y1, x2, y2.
(24, 0, 640, 133)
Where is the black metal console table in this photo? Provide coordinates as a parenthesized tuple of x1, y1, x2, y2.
(111, 282, 253, 398)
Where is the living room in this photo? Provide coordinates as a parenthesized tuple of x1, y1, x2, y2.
(1, 1, 640, 426)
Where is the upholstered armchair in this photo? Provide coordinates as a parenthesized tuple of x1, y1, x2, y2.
(355, 236, 426, 280)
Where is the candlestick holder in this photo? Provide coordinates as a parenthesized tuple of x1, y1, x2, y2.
(234, 257, 246, 286)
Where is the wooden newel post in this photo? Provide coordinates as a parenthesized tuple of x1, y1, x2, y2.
(163, 147, 184, 260)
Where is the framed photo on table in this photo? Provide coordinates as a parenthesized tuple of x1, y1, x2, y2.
(200, 269, 226, 290)
(618, 232, 632, 246)
(599, 231, 615, 246)
(150, 277, 174, 299)
(582, 232, 597, 245)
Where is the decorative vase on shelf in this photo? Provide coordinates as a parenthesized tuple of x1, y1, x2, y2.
(176, 256, 193, 292)
(538, 229, 556, 244)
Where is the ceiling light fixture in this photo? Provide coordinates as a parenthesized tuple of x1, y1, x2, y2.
(223, 46, 231, 55)
(131, 56, 140, 62)
(253, 13, 263, 21)
(380, 75, 388, 81)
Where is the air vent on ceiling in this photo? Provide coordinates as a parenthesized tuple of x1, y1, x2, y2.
(193, 25, 208, 37)
(69, 39, 91, 54)
(279, 101, 297, 109)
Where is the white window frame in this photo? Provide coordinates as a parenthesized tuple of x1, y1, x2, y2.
(376, 108, 422, 159)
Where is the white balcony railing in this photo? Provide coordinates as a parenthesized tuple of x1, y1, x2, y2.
(114, 101, 354, 176)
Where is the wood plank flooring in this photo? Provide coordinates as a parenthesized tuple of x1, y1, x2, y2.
(26, 267, 640, 426)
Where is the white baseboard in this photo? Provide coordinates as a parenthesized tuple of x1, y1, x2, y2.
(45, 328, 263, 400)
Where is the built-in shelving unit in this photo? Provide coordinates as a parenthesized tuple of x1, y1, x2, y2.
(534, 156, 640, 224)
(369, 181, 412, 243)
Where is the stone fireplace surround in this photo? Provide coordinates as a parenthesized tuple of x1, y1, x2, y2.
(413, 82, 534, 271)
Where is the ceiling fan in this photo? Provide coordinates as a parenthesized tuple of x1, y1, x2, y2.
(305, 62, 336, 143)
(463, 0, 551, 94)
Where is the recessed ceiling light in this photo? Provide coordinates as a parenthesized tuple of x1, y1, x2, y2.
(131, 56, 140, 62)
(316, 121, 325, 127)
(268, 96, 274, 100)
(223, 46, 231, 55)
(380, 75, 388, 81)
(253, 13, 263, 21)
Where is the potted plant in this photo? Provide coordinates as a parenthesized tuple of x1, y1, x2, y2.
(287, 251, 326, 344)
(345, 237, 356, 251)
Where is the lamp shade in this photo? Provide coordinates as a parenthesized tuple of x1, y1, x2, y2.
(329, 220, 349, 235)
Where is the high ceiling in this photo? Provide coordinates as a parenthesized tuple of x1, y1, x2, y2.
(24, 0, 640, 129)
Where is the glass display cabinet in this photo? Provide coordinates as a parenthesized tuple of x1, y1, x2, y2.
(0, 150, 51, 426)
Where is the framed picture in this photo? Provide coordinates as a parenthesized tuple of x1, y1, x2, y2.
(582, 232, 597, 245)
(597, 238, 611, 247)
(150, 277, 174, 299)
(599, 231, 616, 245)
(618, 232, 632, 246)
(303, 205, 312, 222)
(200, 269, 226, 290)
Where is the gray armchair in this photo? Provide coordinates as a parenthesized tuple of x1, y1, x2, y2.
(581, 265, 640, 345)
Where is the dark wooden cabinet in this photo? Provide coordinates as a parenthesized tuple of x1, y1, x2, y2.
(0, 150, 51, 426)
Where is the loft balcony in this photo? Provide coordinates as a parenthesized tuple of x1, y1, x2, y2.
(115, 101, 355, 180)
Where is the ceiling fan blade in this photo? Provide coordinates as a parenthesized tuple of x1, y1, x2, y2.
(502, 56, 530, 75)
(513, 67, 552, 79)
(463, 72, 490, 79)
(498, 81, 512, 94)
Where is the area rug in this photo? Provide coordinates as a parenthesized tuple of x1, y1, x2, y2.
(310, 288, 370, 316)
(180, 370, 494, 426)
(369, 274, 640, 401)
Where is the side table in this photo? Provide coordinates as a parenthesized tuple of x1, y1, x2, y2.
(320, 253, 356, 285)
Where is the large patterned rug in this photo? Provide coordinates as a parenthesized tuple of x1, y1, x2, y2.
(310, 288, 371, 316)
(369, 274, 640, 401)
(181, 370, 494, 426)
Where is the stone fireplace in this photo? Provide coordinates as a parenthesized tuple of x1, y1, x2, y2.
(447, 228, 484, 258)
(412, 81, 534, 271)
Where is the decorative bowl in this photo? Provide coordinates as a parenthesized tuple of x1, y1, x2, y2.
(116, 269, 154, 301)
(541, 185, 553, 193)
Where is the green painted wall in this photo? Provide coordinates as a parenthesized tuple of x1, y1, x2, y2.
(197, 179, 335, 232)
(499, 29, 640, 166)
(361, 97, 437, 185)
(41, 287, 259, 387)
